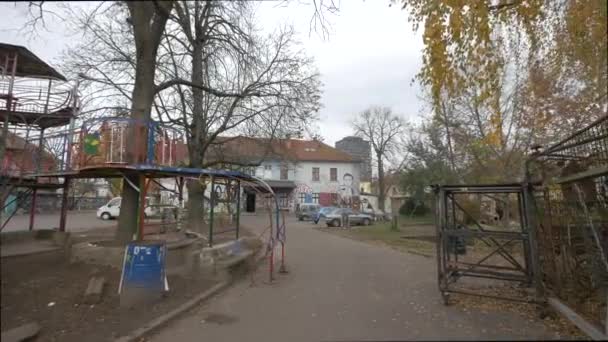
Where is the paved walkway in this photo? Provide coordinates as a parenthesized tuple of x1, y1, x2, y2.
(151, 215, 557, 341)
(1, 210, 115, 233)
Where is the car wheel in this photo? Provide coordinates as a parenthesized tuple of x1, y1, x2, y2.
(298, 216, 303, 221)
(101, 212, 111, 220)
(332, 219, 340, 227)
(363, 218, 371, 226)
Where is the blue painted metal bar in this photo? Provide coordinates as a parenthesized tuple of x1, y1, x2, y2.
(146, 121, 157, 164)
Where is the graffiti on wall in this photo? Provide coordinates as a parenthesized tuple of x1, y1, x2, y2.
(338, 173, 359, 207)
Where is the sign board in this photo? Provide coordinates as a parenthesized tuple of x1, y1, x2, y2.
(119, 241, 168, 297)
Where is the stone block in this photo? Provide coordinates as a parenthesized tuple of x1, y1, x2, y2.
(0, 322, 41, 342)
(83, 276, 105, 304)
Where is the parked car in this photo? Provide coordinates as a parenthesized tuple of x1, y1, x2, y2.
(296, 203, 320, 221)
(96, 197, 156, 220)
(325, 208, 374, 227)
(314, 206, 337, 224)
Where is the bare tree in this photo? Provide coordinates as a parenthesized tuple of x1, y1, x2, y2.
(352, 106, 405, 211)
(60, 1, 321, 234)
(60, 1, 174, 241)
(153, 1, 320, 232)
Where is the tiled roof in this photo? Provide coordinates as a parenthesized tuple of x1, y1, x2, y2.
(206, 136, 356, 164)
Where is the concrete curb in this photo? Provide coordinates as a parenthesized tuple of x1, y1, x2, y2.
(114, 281, 230, 342)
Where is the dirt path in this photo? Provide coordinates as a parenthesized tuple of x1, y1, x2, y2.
(150, 215, 562, 342)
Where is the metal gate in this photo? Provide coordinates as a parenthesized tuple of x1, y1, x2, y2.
(433, 116, 608, 339)
(433, 184, 541, 304)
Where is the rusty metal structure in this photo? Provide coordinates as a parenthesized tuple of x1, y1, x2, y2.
(1, 43, 289, 282)
(433, 184, 540, 304)
(0, 43, 77, 231)
(434, 116, 608, 339)
(525, 115, 607, 339)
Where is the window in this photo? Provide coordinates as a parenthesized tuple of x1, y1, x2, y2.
(312, 193, 319, 204)
(107, 198, 121, 207)
(278, 193, 288, 208)
(330, 168, 337, 182)
(280, 164, 288, 180)
(299, 193, 306, 203)
(264, 165, 272, 170)
(312, 167, 320, 181)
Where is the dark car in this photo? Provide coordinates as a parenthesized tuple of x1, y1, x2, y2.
(297, 203, 320, 221)
(313, 206, 337, 224)
(325, 208, 374, 227)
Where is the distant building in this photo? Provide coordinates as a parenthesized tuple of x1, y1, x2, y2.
(335, 136, 372, 182)
(159, 136, 362, 212)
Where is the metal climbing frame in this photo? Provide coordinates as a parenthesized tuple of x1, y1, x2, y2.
(525, 116, 608, 339)
(1, 43, 77, 231)
(433, 184, 540, 305)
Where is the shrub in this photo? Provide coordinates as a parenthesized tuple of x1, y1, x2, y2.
(399, 198, 430, 217)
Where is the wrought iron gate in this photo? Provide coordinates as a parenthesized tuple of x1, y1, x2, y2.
(433, 116, 608, 339)
(433, 184, 541, 304)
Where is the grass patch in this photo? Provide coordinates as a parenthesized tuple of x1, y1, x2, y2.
(319, 222, 436, 257)
(398, 214, 434, 226)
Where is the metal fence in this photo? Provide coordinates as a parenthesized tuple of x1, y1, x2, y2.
(432, 116, 608, 339)
(432, 184, 539, 304)
(526, 116, 607, 338)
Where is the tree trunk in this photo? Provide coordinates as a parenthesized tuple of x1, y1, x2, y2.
(115, 37, 158, 242)
(186, 179, 206, 232)
(377, 151, 386, 212)
(186, 30, 208, 233)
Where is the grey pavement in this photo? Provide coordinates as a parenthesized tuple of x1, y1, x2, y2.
(1, 210, 115, 233)
(150, 215, 558, 342)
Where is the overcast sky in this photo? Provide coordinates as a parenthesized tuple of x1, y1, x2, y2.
(0, 1, 426, 146)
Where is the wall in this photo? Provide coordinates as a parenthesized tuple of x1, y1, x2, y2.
(254, 160, 296, 181)
(292, 161, 361, 208)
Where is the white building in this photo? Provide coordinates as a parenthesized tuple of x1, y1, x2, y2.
(156, 137, 363, 213)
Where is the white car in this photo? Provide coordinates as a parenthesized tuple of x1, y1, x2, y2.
(96, 197, 155, 220)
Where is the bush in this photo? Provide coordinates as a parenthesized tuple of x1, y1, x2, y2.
(399, 198, 430, 217)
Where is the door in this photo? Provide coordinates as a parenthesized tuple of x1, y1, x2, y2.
(110, 199, 121, 217)
(246, 193, 256, 212)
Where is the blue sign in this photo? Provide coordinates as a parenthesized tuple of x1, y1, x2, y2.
(119, 242, 167, 295)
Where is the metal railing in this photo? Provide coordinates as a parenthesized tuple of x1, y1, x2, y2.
(73, 118, 186, 169)
(1, 118, 186, 178)
(526, 116, 608, 338)
(0, 78, 74, 116)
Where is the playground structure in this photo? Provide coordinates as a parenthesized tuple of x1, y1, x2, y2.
(434, 116, 608, 339)
(1, 43, 287, 281)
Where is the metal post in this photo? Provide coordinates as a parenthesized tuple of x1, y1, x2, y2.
(137, 175, 149, 240)
(28, 188, 37, 231)
(518, 190, 533, 283)
(43, 79, 52, 115)
(176, 177, 184, 231)
(35, 128, 45, 173)
(65, 117, 76, 171)
(522, 182, 545, 307)
(0, 51, 18, 168)
(208, 176, 215, 247)
(236, 180, 241, 239)
(59, 178, 70, 232)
